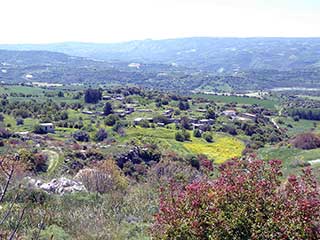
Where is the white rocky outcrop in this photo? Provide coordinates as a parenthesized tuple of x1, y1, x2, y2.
(26, 177, 87, 195)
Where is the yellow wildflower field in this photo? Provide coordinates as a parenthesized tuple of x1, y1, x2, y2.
(184, 136, 245, 163)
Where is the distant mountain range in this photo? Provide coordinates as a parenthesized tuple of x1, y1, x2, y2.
(1, 37, 320, 72)
(1, 38, 320, 92)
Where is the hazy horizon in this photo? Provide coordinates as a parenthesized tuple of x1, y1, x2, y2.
(1, 0, 319, 44)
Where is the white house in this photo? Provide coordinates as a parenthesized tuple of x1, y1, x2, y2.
(40, 123, 55, 133)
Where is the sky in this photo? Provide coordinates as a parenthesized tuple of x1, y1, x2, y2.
(0, 0, 319, 44)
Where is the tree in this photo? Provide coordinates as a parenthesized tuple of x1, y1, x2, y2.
(16, 118, 24, 126)
(206, 107, 217, 119)
(75, 160, 128, 193)
(203, 132, 213, 142)
(178, 101, 190, 111)
(57, 91, 64, 97)
(180, 116, 191, 130)
(95, 128, 108, 142)
(73, 130, 90, 142)
(193, 129, 202, 138)
(84, 89, 102, 104)
(152, 158, 320, 239)
(175, 132, 185, 142)
(103, 102, 113, 116)
(104, 114, 119, 126)
(33, 124, 46, 134)
(290, 132, 320, 150)
(175, 130, 190, 142)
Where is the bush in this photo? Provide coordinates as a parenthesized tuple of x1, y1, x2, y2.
(33, 124, 46, 134)
(290, 132, 320, 150)
(84, 89, 102, 104)
(175, 132, 185, 142)
(39, 225, 72, 240)
(104, 114, 119, 126)
(152, 158, 320, 239)
(73, 130, 90, 142)
(95, 128, 108, 142)
(293, 115, 300, 121)
(193, 129, 202, 138)
(203, 133, 213, 142)
(75, 160, 128, 193)
(186, 155, 200, 170)
(138, 119, 150, 128)
(0, 128, 11, 139)
(103, 102, 113, 116)
(175, 130, 190, 142)
(16, 118, 24, 125)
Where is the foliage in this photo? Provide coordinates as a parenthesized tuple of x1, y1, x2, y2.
(95, 128, 108, 142)
(203, 132, 213, 142)
(73, 130, 90, 142)
(175, 130, 190, 142)
(75, 160, 128, 193)
(84, 88, 102, 104)
(152, 158, 320, 240)
(103, 102, 113, 116)
(290, 132, 320, 150)
(104, 114, 119, 126)
(193, 129, 202, 138)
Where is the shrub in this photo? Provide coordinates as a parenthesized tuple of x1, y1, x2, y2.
(104, 114, 119, 126)
(193, 129, 202, 138)
(175, 132, 185, 142)
(75, 160, 128, 193)
(84, 89, 102, 104)
(103, 102, 113, 116)
(293, 115, 300, 121)
(138, 119, 150, 128)
(152, 158, 320, 239)
(175, 130, 190, 142)
(95, 128, 108, 142)
(33, 124, 46, 134)
(16, 118, 24, 125)
(73, 130, 90, 142)
(203, 132, 213, 142)
(290, 132, 320, 150)
(0, 128, 11, 139)
(186, 155, 200, 170)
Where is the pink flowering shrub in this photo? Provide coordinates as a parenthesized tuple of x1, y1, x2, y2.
(152, 158, 320, 239)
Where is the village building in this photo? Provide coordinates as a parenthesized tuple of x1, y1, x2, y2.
(196, 109, 207, 113)
(157, 122, 165, 127)
(125, 106, 135, 114)
(137, 109, 153, 113)
(238, 113, 257, 121)
(199, 119, 214, 125)
(192, 123, 205, 130)
(40, 123, 55, 133)
(133, 117, 153, 125)
(82, 110, 94, 115)
(222, 110, 237, 117)
(102, 95, 112, 100)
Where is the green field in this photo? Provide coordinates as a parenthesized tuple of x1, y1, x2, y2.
(276, 117, 320, 137)
(258, 145, 320, 177)
(121, 127, 245, 163)
(194, 94, 277, 109)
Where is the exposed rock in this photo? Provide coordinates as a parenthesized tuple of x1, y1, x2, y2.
(26, 177, 87, 195)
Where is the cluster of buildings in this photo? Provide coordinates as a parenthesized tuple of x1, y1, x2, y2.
(222, 109, 257, 121)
